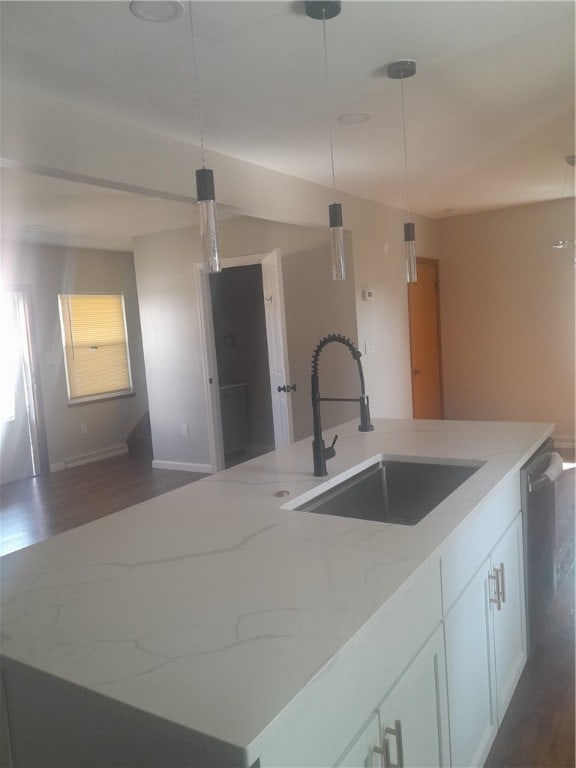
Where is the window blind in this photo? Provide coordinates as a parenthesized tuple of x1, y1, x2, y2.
(59, 294, 132, 401)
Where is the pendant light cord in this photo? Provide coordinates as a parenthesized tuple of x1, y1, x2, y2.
(188, 1, 206, 169)
(321, 12, 337, 193)
(400, 74, 411, 217)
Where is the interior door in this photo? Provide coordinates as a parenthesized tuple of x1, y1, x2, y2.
(197, 249, 293, 472)
(261, 250, 293, 449)
(408, 258, 444, 419)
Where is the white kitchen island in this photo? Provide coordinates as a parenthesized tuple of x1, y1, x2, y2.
(0, 418, 553, 768)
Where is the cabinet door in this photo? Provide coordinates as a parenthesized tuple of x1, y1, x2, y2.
(337, 713, 382, 768)
(444, 559, 497, 768)
(491, 514, 527, 724)
(378, 625, 449, 768)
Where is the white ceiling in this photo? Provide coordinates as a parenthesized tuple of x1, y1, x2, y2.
(1, 0, 574, 249)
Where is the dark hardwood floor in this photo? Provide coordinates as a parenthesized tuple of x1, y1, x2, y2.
(1, 456, 574, 767)
(0, 454, 206, 556)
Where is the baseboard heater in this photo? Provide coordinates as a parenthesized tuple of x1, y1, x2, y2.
(63, 444, 128, 470)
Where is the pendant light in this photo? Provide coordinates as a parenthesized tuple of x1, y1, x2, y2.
(306, 1, 346, 281)
(552, 155, 575, 251)
(188, 2, 221, 272)
(387, 59, 417, 283)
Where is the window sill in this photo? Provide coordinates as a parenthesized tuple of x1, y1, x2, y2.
(67, 390, 135, 407)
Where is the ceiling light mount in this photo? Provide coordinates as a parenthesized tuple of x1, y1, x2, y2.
(338, 112, 371, 125)
(305, 1, 341, 21)
(386, 59, 416, 80)
(129, 1, 184, 23)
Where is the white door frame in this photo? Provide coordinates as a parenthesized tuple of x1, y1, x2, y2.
(195, 249, 293, 473)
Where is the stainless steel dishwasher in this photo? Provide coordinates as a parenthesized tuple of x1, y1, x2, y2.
(521, 440, 564, 655)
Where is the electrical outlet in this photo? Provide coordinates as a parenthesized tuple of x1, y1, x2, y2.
(181, 423, 190, 437)
(80, 422, 88, 434)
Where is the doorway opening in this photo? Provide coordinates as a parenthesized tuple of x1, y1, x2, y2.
(210, 264, 275, 468)
(197, 249, 293, 472)
(407, 258, 444, 419)
(1, 289, 48, 484)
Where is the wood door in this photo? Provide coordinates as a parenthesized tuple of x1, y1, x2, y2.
(408, 258, 444, 419)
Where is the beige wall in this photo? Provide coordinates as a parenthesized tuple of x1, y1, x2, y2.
(216, 216, 360, 440)
(133, 215, 360, 469)
(1, 244, 149, 468)
(3, 88, 439, 428)
(133, 226, 210, 469)
(438, 198, 575, 441)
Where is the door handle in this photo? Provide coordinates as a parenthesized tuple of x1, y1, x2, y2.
(412, 369, 421, 375)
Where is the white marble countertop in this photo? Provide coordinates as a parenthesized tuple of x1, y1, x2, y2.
(0, 418, 552, 764)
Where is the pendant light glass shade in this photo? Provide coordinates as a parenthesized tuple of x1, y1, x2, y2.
(329, 203, 346, 281)
(404, 222, 417, 283)
(196, 168, 221, 273)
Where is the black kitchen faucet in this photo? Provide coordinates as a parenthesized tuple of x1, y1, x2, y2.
(310, 334, 374, 477)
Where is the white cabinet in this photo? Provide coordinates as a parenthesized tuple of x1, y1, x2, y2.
(490, 514, 527, 722)
(378, 625, 449, 768)
(444, 512, 526, 768)
(444, 558, 497, 767)
(337, 713, 381, 768)
(337, 626, 449, 768)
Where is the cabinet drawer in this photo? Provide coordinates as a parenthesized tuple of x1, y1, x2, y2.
(441, 472, 521, 612)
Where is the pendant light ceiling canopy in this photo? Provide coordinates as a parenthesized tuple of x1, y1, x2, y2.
(305, 1, 341, 20)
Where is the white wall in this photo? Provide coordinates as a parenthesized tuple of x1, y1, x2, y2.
(133, 226, 212, 471)
(215, 216, 360, 440)
(1, 243, 149, 469)
(438, 198, 575, 441)
(133, 215, 362, 469)
(3, 89, 435, 431)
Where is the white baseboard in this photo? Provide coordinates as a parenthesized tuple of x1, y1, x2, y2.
(554, 436, 575, 453)
(152, 460, 213, 474)
(52, 444, 129, 472)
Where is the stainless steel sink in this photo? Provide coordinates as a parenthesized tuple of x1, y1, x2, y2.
(295, 459, 482, 525)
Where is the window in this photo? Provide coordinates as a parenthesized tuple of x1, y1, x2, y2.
(1, 291, 19, 422)
(58, 294, 133, 404)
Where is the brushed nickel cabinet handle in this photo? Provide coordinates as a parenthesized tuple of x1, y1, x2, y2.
(489, 569, 502, 611)
(382, 720, 404, 768)
(498, 562, 506, 604)
(372, 744, 385, 767)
